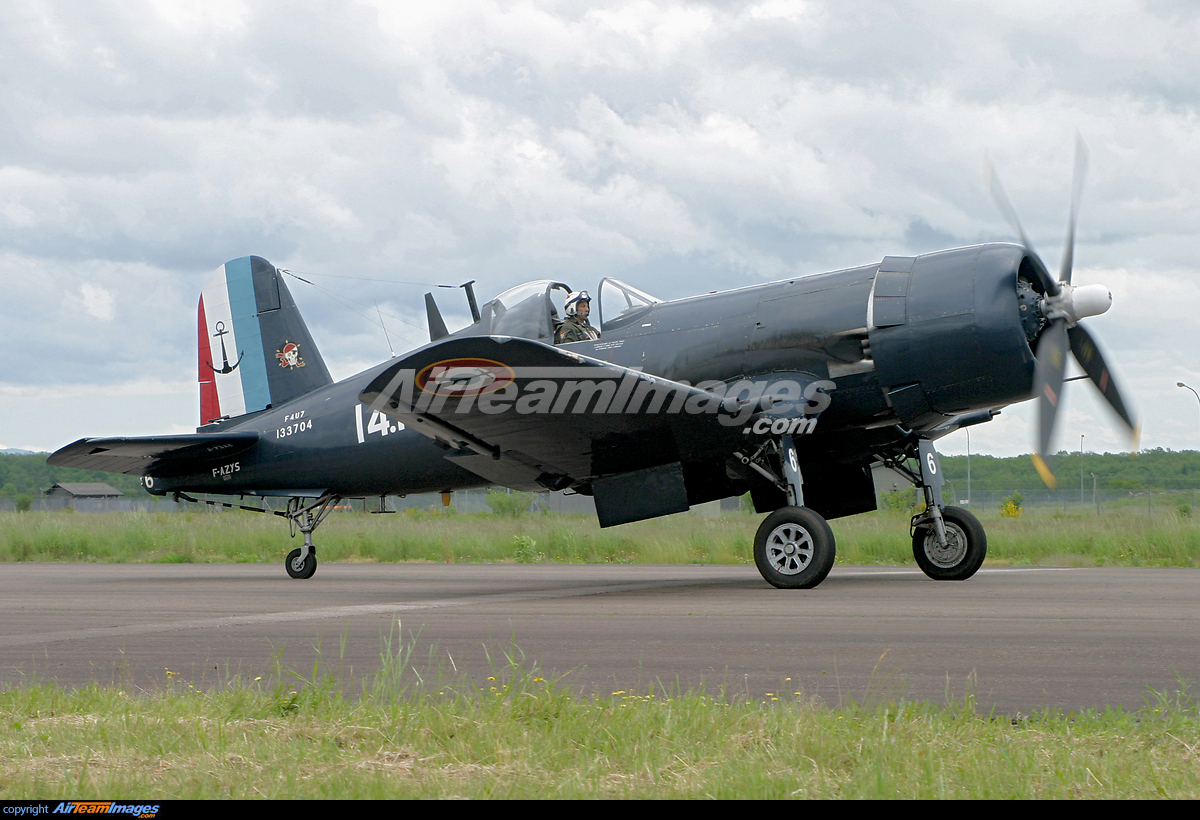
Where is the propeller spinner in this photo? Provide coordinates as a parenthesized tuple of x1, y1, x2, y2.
(988, 137, 1139, 487)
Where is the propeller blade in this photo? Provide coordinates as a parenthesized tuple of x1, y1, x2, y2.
(1031, 319, 1070, 487)
(986, 156, 1061, 297)
(986, 156, 1036, 254)
(1059, 135, 1089, 287)
(1067, 323, 1138, 439)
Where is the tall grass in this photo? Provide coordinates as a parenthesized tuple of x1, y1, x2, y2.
(1, 506, 1198, 567)
(2, 633, 1198, 798)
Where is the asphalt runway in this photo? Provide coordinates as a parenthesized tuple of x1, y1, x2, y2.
(1, 562, 1197, 713)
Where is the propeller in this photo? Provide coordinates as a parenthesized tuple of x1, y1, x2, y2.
(987, 137, 1139, 487)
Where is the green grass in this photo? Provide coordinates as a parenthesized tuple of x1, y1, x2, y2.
(3, 509, 1198, 798)
(3, 641, 1198, 799)
(1, 506, 1199, 567)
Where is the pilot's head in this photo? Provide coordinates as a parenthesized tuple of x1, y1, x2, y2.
(565, 291, 591, 320)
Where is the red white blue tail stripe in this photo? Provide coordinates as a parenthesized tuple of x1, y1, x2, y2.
(198, 257, 271, 424)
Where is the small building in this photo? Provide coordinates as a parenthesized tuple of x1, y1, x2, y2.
(44, 482, 125, 512)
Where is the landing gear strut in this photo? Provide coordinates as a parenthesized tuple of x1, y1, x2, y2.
(171, 489, 344, 579)
(739, 433, 837, 589)
(282, 493, 340, 580)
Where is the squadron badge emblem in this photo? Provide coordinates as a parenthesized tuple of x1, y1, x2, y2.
(275, 341, 306, 369)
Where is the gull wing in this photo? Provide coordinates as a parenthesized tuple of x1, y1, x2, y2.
(358, 336, 787, 493)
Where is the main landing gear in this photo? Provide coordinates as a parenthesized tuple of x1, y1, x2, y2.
(737, 435, 987, 589)
(738, 433, 837, 589)
(911, 505, 986, 580)
(754, 506, 836, 589)
(888, 439, 987, 581)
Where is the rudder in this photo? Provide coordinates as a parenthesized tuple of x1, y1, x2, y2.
(198, 256, 332, 425)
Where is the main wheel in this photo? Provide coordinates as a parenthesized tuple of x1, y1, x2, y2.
(912, 506, 986, 580)
(285, 547, 317, 580)
(753, 506, 836, 589)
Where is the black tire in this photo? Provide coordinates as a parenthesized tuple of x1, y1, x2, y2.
(753, 506, 836, 589)
(285, 547, 317, 580)
(912, 506, 986, 581)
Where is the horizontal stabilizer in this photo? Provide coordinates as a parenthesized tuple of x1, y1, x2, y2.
(48, 433, 259, 476)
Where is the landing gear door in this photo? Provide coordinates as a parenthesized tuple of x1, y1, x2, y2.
(917, 439, 946, 509)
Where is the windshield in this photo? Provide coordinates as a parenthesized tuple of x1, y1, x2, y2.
(598, 278, 661, 332)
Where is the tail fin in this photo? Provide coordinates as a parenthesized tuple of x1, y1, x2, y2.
(198, 256, 332, 425)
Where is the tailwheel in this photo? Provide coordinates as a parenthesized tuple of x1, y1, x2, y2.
(281, 493, 339, 580)
(753, 506, 836, 589)
(285, 547, 317, 579)
(911, 505, 987, 580)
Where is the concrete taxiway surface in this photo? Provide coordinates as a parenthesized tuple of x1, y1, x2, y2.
(1, 563, 1196, 713)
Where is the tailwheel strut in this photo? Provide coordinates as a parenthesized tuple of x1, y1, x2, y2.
(283, 493, 340, 580)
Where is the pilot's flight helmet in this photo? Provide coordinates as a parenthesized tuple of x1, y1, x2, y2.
(565, 290, 591, 317)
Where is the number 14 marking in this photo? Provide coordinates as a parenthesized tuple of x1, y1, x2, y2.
(355, 404, 405, 443)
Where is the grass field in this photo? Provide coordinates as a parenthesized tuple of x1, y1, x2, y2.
(3, 506, 1198, 798)
(1, 505, 1198, 567)
(3, 635, 1199, 799)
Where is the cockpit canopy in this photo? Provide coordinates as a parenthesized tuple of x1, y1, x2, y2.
(461, 278, 661, 343)
(481, 280, 572, 343)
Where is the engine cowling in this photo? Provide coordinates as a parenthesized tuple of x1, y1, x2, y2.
(867, 243, 1040, 428)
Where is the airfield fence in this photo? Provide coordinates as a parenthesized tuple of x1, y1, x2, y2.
(939, 482, 1200, 515)
(0, 495, 188, 514)
(2, 479, 1199, 516)
(0, 489, 599, 515)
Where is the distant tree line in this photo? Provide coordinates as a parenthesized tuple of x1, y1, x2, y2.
(2, 448, 1198, 505)
(937, 448, 1200, 492)
(0, 453, 145, 500)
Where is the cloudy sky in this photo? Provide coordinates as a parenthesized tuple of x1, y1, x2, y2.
(2, 0, 1198, 460)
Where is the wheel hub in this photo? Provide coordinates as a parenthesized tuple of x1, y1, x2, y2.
(923, 522, 967, 568)
(765, 523, 813, 575)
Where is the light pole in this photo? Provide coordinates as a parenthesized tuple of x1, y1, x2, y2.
(1181, 382, 1200, 507)
(1080, 434, 1085, 505)
(1178, 383, 1200, 437)
(966, 428, 971, 508)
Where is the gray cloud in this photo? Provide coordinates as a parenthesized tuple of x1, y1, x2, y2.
(2, 0, 1197, 456)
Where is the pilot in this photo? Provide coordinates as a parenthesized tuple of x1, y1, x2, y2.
(556, 291, 600, 344)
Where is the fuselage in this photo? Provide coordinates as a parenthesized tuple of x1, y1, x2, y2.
(149, 242, 1040, 499)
